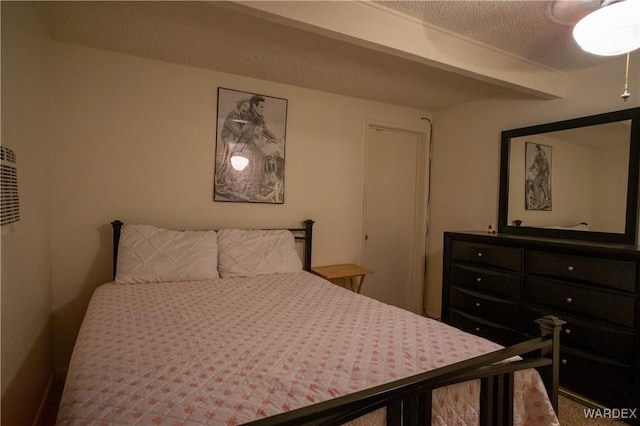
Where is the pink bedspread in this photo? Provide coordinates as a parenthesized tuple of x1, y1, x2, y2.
(57, 272, 559, 425)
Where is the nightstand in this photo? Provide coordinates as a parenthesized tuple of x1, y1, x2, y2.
(311, 263, 374, 293)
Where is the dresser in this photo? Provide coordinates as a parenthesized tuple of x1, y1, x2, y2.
(442, 231, 640, 410)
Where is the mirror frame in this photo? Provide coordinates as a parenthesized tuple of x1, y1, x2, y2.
(498, 107, 640, 245)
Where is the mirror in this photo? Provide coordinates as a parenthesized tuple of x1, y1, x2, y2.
(498, 107, 640, 244)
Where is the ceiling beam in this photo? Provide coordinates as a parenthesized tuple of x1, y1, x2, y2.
(219, 1, 567, 99)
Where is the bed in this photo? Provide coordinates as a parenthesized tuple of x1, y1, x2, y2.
(57, 219, 562, 426)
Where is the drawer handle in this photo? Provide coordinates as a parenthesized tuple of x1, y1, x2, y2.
(567, 265, 575, 272)
(476, 277, 482, 282)
(566, 297, 573, 303)
(474, 327, 480, 332)
(477, 252, 483, 257)
(475, 302, 481, 307)
(561, 359, 567, 365)
(565, 329, 571, 335)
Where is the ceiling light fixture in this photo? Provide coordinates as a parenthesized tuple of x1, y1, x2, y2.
(573, 0, 639, 101)
(573, 0, 640, 56)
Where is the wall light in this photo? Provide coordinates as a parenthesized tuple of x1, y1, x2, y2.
(573, 0, 640, 56)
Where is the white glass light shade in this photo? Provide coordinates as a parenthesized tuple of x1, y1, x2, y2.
(230, 154, 249, 171)
(573, 0, 640, 56)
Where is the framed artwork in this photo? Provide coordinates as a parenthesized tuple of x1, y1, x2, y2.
(525, 142, 552, 211)
(214, 87, 288, 203)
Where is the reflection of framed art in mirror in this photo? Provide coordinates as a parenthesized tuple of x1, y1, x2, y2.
(525, 142, 552, 211)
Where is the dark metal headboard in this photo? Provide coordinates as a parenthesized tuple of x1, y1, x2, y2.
(110, 219, 315, 279)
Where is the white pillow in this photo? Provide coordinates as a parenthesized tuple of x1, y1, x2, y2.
(115, 224, 219, 283)
(217, 229, 303, 278)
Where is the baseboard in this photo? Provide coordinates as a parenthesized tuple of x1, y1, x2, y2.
(32, 374, 54, 426)
(559, 387, 607, 409)
(54, 367, 68, 382)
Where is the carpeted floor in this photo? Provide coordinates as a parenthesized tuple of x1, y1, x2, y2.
(558, 394, 630, 425)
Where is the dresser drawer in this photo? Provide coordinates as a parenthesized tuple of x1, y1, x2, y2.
(560, 349, 633, 408)
(524, 277, 636, 327)
(522, 305, 635, 362)
(448, 309, 522, 346)
(450, 287, 519, 326)
(450, 264, 521, 300)
(451, 241, 521, 272)
(525, 250, 637, 293)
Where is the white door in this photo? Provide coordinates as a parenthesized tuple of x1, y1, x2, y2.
(362, 125, 428, 313)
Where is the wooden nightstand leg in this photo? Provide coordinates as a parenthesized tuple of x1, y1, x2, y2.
(347, 277, 356, 291)
(355, 275, 367, 293)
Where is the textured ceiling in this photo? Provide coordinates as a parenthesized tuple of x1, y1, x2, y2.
(378, 0, 606, 72)
(34, 1, 614, 111)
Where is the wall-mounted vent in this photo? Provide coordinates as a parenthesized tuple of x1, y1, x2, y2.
(1, 146, 20, 227)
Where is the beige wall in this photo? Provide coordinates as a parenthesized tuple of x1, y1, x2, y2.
(1, 2, 53, 424)
(47, 42, 428, 373)
(425, 55, 640, 317)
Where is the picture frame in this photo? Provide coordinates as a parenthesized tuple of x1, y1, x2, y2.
(525, 142, 552, 211)
(214, 87, 288, 203)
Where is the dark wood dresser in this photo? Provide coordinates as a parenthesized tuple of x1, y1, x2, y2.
(442, 231, 640, 410)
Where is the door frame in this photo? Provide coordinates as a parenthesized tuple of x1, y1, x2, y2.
(362, 120, 431, 314)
